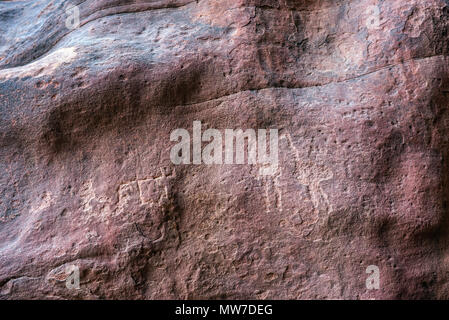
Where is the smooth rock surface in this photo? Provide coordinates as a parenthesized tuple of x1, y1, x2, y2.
(0, 0, 449, 299)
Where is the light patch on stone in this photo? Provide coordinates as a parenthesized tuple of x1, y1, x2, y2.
(0, 47, 77, 80)
(80, 180, 95, 212)
(338, 38, 365, 67)
(31, 192, 53, 213)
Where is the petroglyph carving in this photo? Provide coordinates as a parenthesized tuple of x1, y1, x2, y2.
(117, 167, 176, 208)
(282, 132, 333, 215)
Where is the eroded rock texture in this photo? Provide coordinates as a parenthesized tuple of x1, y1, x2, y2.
(1, 0, 449, 299)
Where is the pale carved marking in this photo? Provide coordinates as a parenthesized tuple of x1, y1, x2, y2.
(257, 132, 334, 228)
(31, 191, 54, 213)
(283, 132, 334, 216)
(118, 181, 140, 208)
(80, 180, 95, 212)
(78, 180, 111, 224)
(117, 167, 176, 208)
(137, 178, 160, 205)
(257, 163, 283, 215)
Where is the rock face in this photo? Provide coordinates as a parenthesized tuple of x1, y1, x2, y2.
(1, 0, 449, 299)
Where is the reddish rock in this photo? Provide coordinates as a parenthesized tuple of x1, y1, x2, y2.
(0, 0, 449, 299)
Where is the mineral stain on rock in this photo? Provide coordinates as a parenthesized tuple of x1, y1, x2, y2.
(0, 0, 449, 299)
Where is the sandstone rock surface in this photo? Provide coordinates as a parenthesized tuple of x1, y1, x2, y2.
(1, 0, 449, 299)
